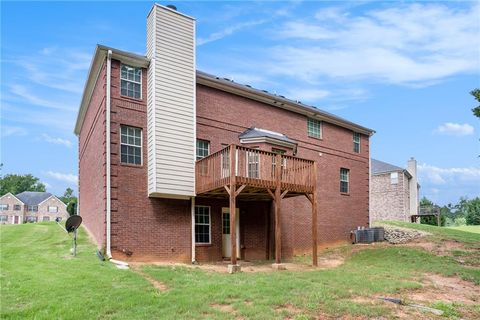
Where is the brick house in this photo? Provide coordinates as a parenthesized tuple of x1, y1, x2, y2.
(75, 4, 375, 269)
(370, 158, 420, 222)
(0, 192, 69, 224)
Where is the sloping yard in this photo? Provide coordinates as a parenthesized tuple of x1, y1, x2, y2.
(1, 222, 479, 319)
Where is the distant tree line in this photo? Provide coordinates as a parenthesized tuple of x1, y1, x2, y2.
(0, 171, 77, 216)
(420, 196, 480, 226)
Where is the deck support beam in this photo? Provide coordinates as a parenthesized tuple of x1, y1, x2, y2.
(274, 154, 282, 265)
(229, 145, 238, 267)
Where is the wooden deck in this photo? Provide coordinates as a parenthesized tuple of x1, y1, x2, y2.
(195, 145, 315, 199)
(195, 145, 318, 267)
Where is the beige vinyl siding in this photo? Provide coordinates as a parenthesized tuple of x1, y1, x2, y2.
(146, 5, 196, 198)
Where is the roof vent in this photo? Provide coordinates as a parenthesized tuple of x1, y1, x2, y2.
(166, 4, 177, 10)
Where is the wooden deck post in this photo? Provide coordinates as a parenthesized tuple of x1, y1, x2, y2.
(312, 162, 318, 267)
(274, 154, 282, 264)
(229, 145, 238, 266)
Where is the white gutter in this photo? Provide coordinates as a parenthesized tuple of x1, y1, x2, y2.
(191, 197, 196, 263)
(106, 50, 112, 258)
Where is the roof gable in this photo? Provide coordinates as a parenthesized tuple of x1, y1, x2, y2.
(15, 192, 52, 206)
(371, 159, 405, 175)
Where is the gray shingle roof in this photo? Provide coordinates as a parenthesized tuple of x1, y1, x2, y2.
(371, 159, 405, 175)
(239, 127, 297, 145)
(15, 192, 52, 206)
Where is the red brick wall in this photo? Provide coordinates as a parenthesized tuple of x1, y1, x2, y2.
(109, 60, 191, 262)
(80, 61, 370, 262)
(79, 60, 107, 248)
(196, 84, 370, 257)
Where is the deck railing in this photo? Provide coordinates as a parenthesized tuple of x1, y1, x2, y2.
(195, 145, 316, 195)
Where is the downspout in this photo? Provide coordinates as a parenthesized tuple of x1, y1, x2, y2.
(191, 197, 196, 263)
(106, 50, 112, 259)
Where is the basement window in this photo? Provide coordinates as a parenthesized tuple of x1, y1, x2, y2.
(120, 64, 141, 99)
(195, 206, 211, 244)
(120, 125, 142, 165)
(340, 168, 349, 193)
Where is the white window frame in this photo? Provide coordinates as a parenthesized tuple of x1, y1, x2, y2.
(120, 125, 142, 165)
(27, 205, 38, 212)
(353, 132, 361, 153)
(307, 118, 322, 139)
(194, 205, 211, 245)
(13, 204, 21, 211)
(48, 206, 58, 213)
(0, 204, 8, 211)
(0, 215, 8, 222)
(196, 139, 210, 160)
(390, 172, 399, 185)
(120, 64, 142, 99)
(340, 168, 350, 194)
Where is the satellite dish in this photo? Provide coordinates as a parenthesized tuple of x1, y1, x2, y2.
(65, 215, 82, 256)
(66, 215, 82, 233)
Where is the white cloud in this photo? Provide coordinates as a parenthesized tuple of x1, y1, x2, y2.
(198, 19, 267, 45)
(270, 3, 480, 85)
(1, 125, 27, 138)
(8, 84, 76, 111)
(45, 171, 78, 184)
(284, 88, 330, 103)
(434, 122, 474, 136)
(418, 164, 480, 186)
(41, 134, 72, 148)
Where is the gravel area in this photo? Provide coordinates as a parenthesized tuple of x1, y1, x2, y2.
(381, 225, 430, 244)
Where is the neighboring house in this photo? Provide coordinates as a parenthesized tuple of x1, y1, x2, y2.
(75, 4, 375, 268)
(370, 158, 420, 222)
(0, 192, 68, 224)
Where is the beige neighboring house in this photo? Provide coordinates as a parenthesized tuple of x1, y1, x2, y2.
(0, 192, 69, 224)
(370, 158, 420, 222)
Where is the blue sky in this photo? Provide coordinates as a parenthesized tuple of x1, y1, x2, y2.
(1, 1, 479, 205)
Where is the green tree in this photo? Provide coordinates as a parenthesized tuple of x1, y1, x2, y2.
(59, 187, 75, 204)
(67, 198, 77, 216)
(58, 188, 77, 216)
(471, 88, 480, 118)
(465, 197, 480, 225)
(0, 174, 46, 196)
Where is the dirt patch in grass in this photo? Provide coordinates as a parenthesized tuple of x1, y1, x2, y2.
(408, 273, 480, 305)
(274, 303, 303, 319)
(130, 267, 168, 291)
(402, 238, 480, 267)
(211, 303, 235, 313)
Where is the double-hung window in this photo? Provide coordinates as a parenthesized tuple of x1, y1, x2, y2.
(48, 206, 58, 213)
(0, 204, 8, 211)
(120, 64, 141, 99)
(353, 132, 360, 153)
(13, 205, 21, 211)
(27, 205, 38, 212)
(340, 168, 349, 193)
(307, 118, 322, 138)
(196, 139, 210, 160)
(120, 125, 142, 165)
(194, 206, 211, 244)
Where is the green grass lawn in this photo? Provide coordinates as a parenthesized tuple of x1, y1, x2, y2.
(447, 225, 480, 234)
(1, 222, 479, 319)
